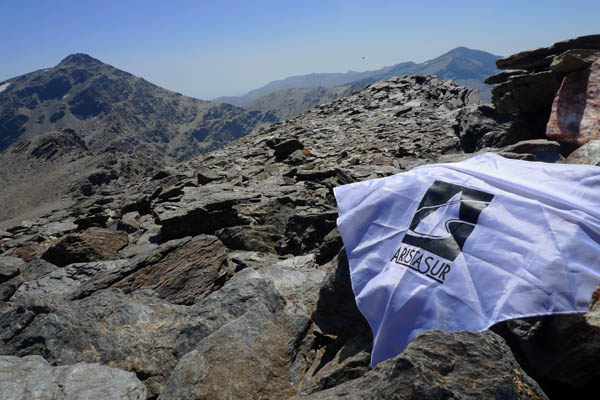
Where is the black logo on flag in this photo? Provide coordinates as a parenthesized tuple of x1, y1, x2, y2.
(403, 180, 494, 261)
(391, 181, 494, 284)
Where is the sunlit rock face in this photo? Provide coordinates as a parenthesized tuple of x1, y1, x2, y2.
(546, 58, 600, 145)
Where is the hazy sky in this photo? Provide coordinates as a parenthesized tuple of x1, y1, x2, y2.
(1, 0, 599, 99)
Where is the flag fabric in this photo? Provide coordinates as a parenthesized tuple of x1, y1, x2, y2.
(334, 152, 600, 367)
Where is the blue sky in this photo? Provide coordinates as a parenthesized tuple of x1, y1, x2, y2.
(1, 0, 599, 99)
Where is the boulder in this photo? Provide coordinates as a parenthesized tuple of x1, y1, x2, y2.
(492, 71, 563, 115)
(217, 225, 285, 254)
(11, 260, 127, 308)
(551, 49, 600, 73)
(0, 256, 25, 283)
(311, 250, 370, 336)
(274, 139, 304, 160)
(503, 302, 600, 388)
(42, 228, 128, 267)
(500, 139, 563, 162)
(546, 58, 600, 145)
(113, 235, 234, 305)
(38, 220, 78, 237)
(0, 275, 23, 301)
(158, 304, 302, 400)
(154, 185, 258, 239)
(0, 355, 146, 400)
(565, 140, 600, 166)
(293, 331, 548, 399)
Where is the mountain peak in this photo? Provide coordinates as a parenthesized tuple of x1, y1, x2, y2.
(434, 46, 501, 61)
(58, 53, 103, 67)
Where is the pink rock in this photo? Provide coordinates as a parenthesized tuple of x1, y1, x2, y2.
(546, 58, 600, 145)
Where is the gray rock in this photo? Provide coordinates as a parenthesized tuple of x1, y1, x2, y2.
(231, 255, 325, 315)
(159, 303, 304, 400)
(0, 275, 23, 301)
(458, 104, 516, 151)
(503, 303, 600, 388)
(293, 331, 548, 399)
(0, 355, 146, 400)
(551, 49, 600, 73)
(154, 185, 258, 239)
(565, 140, 600, 166)
(274, 139, 304, 161)
(20, 259, 58, 282)
(11, 260, 127, 307)
(312, 250, 370, 336)
(38, 219, 78, 237)
(500, 139, 563, 162)
(492, 71, 563, 115)
(0, 256, 25, 283)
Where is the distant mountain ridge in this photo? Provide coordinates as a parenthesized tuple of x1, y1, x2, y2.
(0, 54, 277, 163)
(214, 47, 501, 118)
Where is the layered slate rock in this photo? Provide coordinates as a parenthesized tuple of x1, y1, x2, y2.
(546, 58, 600, 144)
(0, 355, 146, 400)
(292, 331, 548, 400)
(112, 234, 234, 305)
(42, 227, 128, 267)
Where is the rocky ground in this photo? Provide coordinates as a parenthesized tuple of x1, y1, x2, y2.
(1, 36, 600, 399)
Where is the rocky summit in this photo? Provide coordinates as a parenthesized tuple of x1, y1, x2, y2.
(2, 36, 600, 400)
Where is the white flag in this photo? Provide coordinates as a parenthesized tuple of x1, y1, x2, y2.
(334, 153, 600, 367)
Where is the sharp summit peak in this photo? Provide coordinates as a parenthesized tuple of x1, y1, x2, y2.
(58, 53, 103, 66)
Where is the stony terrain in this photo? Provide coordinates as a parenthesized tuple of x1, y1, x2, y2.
(0, 54, 277, 163)
(1, 36, 600, 399)
(0, 129, 159, 226)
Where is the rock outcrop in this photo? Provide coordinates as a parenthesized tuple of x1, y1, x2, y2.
(487, 34, 600, 148)
(546, 58, 600, 144)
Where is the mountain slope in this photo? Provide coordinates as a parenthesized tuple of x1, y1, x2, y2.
(215, 47, 500, 117)
(0, 128, 158, 226)
(0, 54, 277, 163)
(243, 85, 354, 120)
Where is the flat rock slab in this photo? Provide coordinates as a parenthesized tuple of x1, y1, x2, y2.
(547, 58, 600, 144)
(0, 355, 146, 400)
(42, 227, 129, 267)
